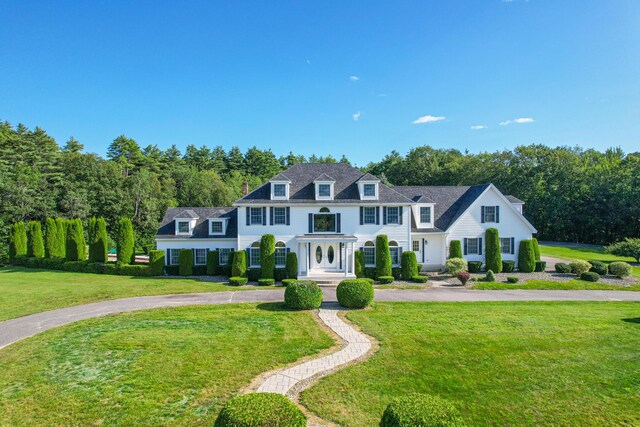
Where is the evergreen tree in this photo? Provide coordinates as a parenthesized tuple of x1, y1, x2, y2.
(485, 228, 502, 273)
(26, 220, 44, 257)
(44, 218, 60, 258)
(115, 217, 135, 264)
(55, 218, 67, 258)
(88, 217, 108, 262)
(9, 221, 27, 260)
(376, 235, 392, 278)
(260, 234, 275, 279)
(65, 219, 86, 261)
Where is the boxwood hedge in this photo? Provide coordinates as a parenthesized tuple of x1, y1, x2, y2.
(336, 279, 374, 309)
(214, 392, 306, 427)
(380, 393, 465, 427)
(284, 280, 322, 310)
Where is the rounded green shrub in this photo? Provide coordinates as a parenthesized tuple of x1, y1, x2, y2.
(534, 261, 547, 272)
(517, 240, 536, 273)
(609, 261, 632, 278)
(115, 217, 135, 264)
(378, 276, 394, 284)
(336, 279, 374, 308)
(449, 240, 463, 259)
(281, 278, 296, 287)
(502, 260, 515, 273)
(361, 277, 375, 285)
(580, 271, 600, 282)
(247, 268, 261, 282)
(484, 270, 496, 282)
(484, 228, 502, 273)
(532, 237, 541, 261)
(569, 260, 591, 275)
(260, 234, 275, 279)
(468, 261, 482, 273)
(26, 220, 44, 258)
(284, 280, 322, 310)
(555, 262, 572, 274)
(258, 278, 275, 286)
(285, 251, 298, 279)
(355, 250, 365, 278)
(232, 250, 247, 277)
(376, 235, 392, 278)
(65, 219, 86, 261)
(214, 392, 306, 427)
(401, 251, 418, 280)
(411, 275, 429, 284)
(178, 249, 193, 276)
(207, 250, 219, 275)
(589, 261, 608, 276)
(507, 276, 519, 283)
(9, 221, 27, 260)
(445, 258, 467, 275)
(380, 393, 465, 427)
(229, 276, 249, 286)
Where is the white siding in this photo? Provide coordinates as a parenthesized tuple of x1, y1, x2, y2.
(156, 239, 237, 257)
(446, 187, 533, 266)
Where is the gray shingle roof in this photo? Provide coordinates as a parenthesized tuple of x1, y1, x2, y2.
(236, 163, 414, 204)
(269, 172, 291, 182)
(174, 209, 199, 219)
(506, 195, 525, 204)
(313, 173, 336, 182)
(393, 185, 490, 231)
(156, 207, 237, 239)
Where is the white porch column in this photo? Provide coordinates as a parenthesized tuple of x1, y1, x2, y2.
(344, 242, 348, 277)
(305, 243, 310, 276)
(297, 243, 302, 277)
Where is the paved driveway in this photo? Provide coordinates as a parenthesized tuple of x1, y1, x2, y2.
(1, 288, 639, 350)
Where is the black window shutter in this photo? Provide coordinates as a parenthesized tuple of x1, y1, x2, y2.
(308, 213, 313, 233)
(479, 238, 483, 255)
(496, 206, 500, 223)
(422, 239, 425, 263)
(166, 249, 170, 266)
(481, 206, 485, 223)
(262, 207, 267, 225)
(359, 207, 364, 225)
(383, 207, 387, 225)
(376, 206, 380, 225)
(246, 207, 250, 226)
(399, 207, 403, 225)
(269, 207, 274, 225)
(286, 207, 290, 225)
(511, 237, 515, 254)
(336, 213, 341, 233)
(464, 238, 468, 255)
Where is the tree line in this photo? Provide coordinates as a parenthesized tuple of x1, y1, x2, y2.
(1, 120, 638, 262)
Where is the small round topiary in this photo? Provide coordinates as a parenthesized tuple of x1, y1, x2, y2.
(589, 261, 608, 276)
(609, 261, 632, 278)
(467, 261, 482, 273)
(534, 261, 547, 272)
(378, 276, 394, 284)
(380, 393, 465, 427)
(411, 275, 429, 284)
(580, 271, 600, 282)
(214, 392, 306, 427)
(281, 278, 296, 287)
(445, 258, 467, 275)
(284, 280, 322, 310)
(257, 278, 275, 286)
(337, 279, 374, 308)
(569, 260, 591, 275)
(555, 263, 572, 274)
(484, 270, 496, 282)
(507, 276, 519, 284)
(361, 277, 375, 285)
(229, 277, 249, 286)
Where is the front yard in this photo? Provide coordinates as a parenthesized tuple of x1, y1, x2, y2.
(0, 304, 333, 426)
(302, 301, 640, 426)
(539, 243, 640, 277)
(0, 267, 271, 322)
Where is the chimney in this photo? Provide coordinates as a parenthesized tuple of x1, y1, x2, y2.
(242, 181, 249, 196)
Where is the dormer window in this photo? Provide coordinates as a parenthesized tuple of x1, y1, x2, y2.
(420, 206, 431, 223)
(363, 184, 376, 197)
(177, 221, 190, 234)
(273, 184, 286, 197)
(313, 174, 335, 201)
(174, 210, 199, 236)
(269, 173, 291, 200)
(318, 184, 331, 198)
(358, 180, 379, 200)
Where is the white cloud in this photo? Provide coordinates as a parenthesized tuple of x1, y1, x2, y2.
(470, 125, 487, 130)
(352, 111, 361, 121)
(412, 115, 445, 124)
(350, 75, 360, 81)
(499, 117, 534, 126)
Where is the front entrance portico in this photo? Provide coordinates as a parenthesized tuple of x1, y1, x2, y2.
(296, 234, 358, 279)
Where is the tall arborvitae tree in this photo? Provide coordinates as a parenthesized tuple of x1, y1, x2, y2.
(485, 228, 502, 273)
(65, 219, 86, 261)
(26, 220, 44, 258)
(9, 221, 27, 260)
(88, 217, 108, 262)
(44, 218, 60, 258)
(115, 217, 135, 264)
(376, 235, 392, 278)
(55, 218, 67, 258)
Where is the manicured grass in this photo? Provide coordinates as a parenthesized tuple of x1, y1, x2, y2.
(302, 302, 640, 426)
(540, 244, 640, 277)
(472, 279, 640, 291)
(0, 304, 333, 426)
(0, 267, 274, 322)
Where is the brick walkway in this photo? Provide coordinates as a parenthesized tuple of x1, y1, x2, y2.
(257, 302, 371, 396)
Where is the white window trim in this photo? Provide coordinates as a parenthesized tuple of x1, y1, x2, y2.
(500, 237, 512, 254)
(358, 181, 379, 200)
(194, 248, 207, 266)
(363, 244, 376, 267)
(363, 207, 376, 225)
(168, 248, 181, 265)
(386, 207, 400, 225)
(315, 182, 334, 200)
(175, 219, 192, 235)
(389, 247, 401, 266)
(273, 207, 287, 225)
(270, 182, 290, 200)
(208, 219, 227, 236)
(483, 206, 497, 223)
(419, 206, 432, 224)
(219, 248, 232, 265)
(249, 207, 263, 225)
(249, 247, 261, 267)
(412, 240, 421, 252)
(275, 246, 287, 268)
(467, 238, 480, 255)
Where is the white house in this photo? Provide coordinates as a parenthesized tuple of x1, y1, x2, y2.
(156, 163, 536, 279)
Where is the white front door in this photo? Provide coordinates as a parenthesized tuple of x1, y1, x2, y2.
(311, 243, 339, 272)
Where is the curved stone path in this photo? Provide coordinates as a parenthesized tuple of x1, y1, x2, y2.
(257, 302, 371, 396)
(2, 287, 640, 350)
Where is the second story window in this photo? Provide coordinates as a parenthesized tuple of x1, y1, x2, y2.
(210, 221, 223, 234)
(482, 206, 499, 223)
(250, 207, 263, 225)
(273, 184, 286, 197)
(386, 207, 400, 224)
(318, 184, 331, 198)
(420, 206, 431, 223)
(363, 207, 376, 224)
(273, 207, 286, 225)
(177, 221, 190, 234)
(310, 207, 340, 233)
(363, 184, 376, 197)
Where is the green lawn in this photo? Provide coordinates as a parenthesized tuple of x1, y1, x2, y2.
(0, 304, 333, 426)
(0, 267, 272, 322)
(302, 302, 640, 426)
(472, 279, 640, 291)
(539, 244, 640, 277)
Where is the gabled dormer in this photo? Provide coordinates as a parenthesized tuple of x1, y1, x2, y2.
(208, 217, 228, 236)
(314, 173, 335, 201)
(174, 210, 199, 236)
(269, 173, 291, 200)
(357, 173, 380, 200)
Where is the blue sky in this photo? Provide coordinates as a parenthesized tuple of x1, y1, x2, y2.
(1, 0, 639, 164)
